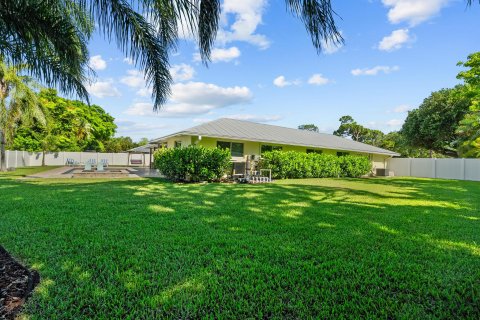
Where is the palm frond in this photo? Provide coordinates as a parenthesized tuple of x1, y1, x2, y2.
(0, 0, 91, 101)
(198, 0, 221, 64)
(84, 0, 172, 109)
(286, 0, 343, 54)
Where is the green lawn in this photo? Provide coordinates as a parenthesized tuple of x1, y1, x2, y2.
(1, 173, 479, 318)
(0, 166, 60, 177)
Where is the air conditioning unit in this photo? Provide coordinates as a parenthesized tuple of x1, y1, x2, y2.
(376, 168, 390, 176)
(250, 155, 261, 161)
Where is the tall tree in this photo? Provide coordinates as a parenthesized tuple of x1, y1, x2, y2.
(401, 86, 473, 157)
(333, 115, 385, 146)
(11, 89, 116, 152)
(0, 0, 343, 110)
(380, 131, 441, 158)
(455, 52, 480, 157)
(298, 124, 319, 132)
(0, 60, 45, 171)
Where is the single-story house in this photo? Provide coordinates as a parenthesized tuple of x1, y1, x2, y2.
(149, 118, 399, 171)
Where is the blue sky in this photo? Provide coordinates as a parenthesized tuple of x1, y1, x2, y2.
(84, 0, 480, 140)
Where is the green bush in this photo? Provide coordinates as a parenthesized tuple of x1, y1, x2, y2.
(259, 151, 371, 179)
(154, 146, 231, 182)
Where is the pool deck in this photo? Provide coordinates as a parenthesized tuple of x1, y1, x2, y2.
(25, 166, 163, 179)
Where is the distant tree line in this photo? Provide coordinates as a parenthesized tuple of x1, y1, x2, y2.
(299, 51, 480, 158)
(9, 89, 148, 153)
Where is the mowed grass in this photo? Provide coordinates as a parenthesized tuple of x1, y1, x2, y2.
(0, 166, 60, 177)
(0, 173, 479, 318)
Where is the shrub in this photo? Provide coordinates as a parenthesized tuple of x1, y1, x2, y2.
(154, 146, 231, 182)
(338, 155, 372, 178)
(259, 151, 371, 179)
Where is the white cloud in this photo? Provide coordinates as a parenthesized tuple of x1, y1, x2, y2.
(351, 65, 400, 76)
(393, 104, 412, 113)
(125, 81, 252, 117)
(89, 55, 107, 70)
(273, 75, 301, 87)
(387, 119, 404, 127)
(115, 120, 169, 136)
(200, 47, 241, 63)
(170, 64, 195, 82)
(192, 118, 212, 124)
(216, 0, 270, 49)
(86, 80, 120, 98)
(120, 69, 145, 88)
(123, 57, 134, 65)
(120, 65, 194, 97)
(382, 0, 451, 26)
(226, 114, 282, 123)
(378, 29, 411, 51)
(136, 87, 152, 97)
(308, 74, 330, 86)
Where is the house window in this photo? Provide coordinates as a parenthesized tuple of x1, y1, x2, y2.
(174, 141, 182, 148)
(306, 149, 323, 154)
(261, 145, 282, 154)
(337, 151, 349, 157)
(217, 141, 231, 150)
(231, 143, 244, 157)
(217, 141, 244, 157)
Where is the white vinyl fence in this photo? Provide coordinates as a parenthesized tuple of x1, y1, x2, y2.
(386, 158, 480, 181)
(2, 150, 150, 168)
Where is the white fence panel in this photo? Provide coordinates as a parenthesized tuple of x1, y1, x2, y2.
(111, 153, 129, 166)
(435, 159, 463, 180)
(28, 152, 43, 166)
(387, 158, 410, 177)
(410, 159, 435, 178)
(387, 158, 480, 181)
(465, 159, 480, 181)
(3, 150, 149, 168)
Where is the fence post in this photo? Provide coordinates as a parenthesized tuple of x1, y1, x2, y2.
(433, 158, 437, 178)
(461, 158, 466, 180)
(408, 158, 412, 177)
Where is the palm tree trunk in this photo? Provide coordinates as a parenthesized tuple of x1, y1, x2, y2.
(0, 129, 6, 171)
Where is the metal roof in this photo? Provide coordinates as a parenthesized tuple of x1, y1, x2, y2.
(128, 144, 154, 153)
(150, 118, 400, 156)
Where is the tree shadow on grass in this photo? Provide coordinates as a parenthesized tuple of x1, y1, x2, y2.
(0, 177, 479, 318)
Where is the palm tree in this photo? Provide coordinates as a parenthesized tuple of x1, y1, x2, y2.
(0, 60, 45, 171)
(0, 0, 344, 110)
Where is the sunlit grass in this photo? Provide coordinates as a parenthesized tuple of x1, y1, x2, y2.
(0, 166, 60, 177)
(0, 175, 479, 318)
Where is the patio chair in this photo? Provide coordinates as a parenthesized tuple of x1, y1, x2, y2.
(100, 159, 109, 168)
(97, 162, 105, 171)
(84, 162, 92, 171)
(66, 158, 80, 167)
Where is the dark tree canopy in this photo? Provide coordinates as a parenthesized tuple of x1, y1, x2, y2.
(12, 89, 117, 152)
(456, 51, 480, 157)
(298, 124, 319, 132)
(401, 86, 473, 157)
(333, 115, 384, 147)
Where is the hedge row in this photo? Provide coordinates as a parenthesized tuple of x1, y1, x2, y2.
(259, 151, 371, 179)
(154, 146, 231, 182)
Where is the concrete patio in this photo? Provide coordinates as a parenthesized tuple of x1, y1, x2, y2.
(25, 166, 163, 179)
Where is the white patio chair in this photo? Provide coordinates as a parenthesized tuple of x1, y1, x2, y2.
(85, 162, 92, 171)
(100, 159, 109, 168)
(97, 162, 105, 171)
